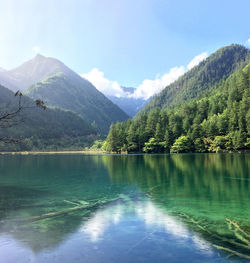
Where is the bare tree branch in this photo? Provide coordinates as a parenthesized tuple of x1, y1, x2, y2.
(0, 91, 46, 144)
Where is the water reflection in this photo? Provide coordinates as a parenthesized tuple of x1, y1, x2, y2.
(0, 200, 223, 263)
(136, 201, 189, 238)
(81, 204, 124, 242)
(102, 154, 250, 221)
(80, 200, 214, 252)
(0, 154, 249, 262)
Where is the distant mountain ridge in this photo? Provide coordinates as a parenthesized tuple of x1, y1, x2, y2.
(107, 86, 147, 117)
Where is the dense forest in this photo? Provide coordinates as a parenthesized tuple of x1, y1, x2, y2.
(104, 62, 250, 153)
(0, 85, 97, 151)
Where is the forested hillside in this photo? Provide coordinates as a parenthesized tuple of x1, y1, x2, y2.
(142, 44, 250, 113)
(104, 63, 250, 153)
(25, 72, 129, 133)
(0, 54, 129, 134)
(0, 85, 96, 151)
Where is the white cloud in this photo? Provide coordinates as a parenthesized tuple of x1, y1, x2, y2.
(187, 52, 208, 70)
(32, 46, 41, 53)
(247, 38, 250, 46)
(81, 51, 208, 100)
(132, 66, 185, 100)
(82, 68, 126, 97)
(131, 51, 208, 100)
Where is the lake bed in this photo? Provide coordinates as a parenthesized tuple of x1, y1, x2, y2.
(0, 154, 249, 262)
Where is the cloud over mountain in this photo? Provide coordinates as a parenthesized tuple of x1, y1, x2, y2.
(82, 52, 208, 100)
(132, 66, 186, 99)
(82, 68, 126, 97)
(187, 52, 208, 70)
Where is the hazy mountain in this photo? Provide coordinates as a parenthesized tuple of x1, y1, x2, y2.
(0, 70, 19, 91)
(0, 54, 74, 92)
(141, 44, 250, 113)
(0, 54, 128, 133)
(0, 85, 96, 151)
(107, 87, 147, 117)
(0, 67, 6, 72)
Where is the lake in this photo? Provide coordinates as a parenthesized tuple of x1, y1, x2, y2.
(0, 153, 249, 263)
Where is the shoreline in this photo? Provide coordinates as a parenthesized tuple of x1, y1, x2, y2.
(0, 150, 106, 155)
(0, 150, 249, 155)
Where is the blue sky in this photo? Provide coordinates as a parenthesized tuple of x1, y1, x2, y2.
(0, 0, 250, 95)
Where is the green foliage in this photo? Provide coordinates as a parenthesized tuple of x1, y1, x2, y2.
(231, 130, 247, 150)
(170, 136, 192, 153)
(245, 138, 250, 148)
(142, 44, 250, 113)
(90, 140, 105, 150)
(104, 59, 250, 153)
(0, 86, 98, 151)
(193, 138, 206, 153)
(208, 136, 231, 153)
(25, 73, 128, 133)
(143, 138, 165, 153)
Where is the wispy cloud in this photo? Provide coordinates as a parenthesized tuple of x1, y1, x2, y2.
(82, 51, 208, 100)
(247, 38, 250, 46)
(32, 46, 41, 53)
(82, 68, 126, 97)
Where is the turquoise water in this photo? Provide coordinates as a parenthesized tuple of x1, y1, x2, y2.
(0, 154, 249, 262)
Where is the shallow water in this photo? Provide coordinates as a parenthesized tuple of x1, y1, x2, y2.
(0, 153, 249, 262)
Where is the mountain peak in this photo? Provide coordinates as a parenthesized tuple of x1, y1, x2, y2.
(1, 54, 75, 91)
(34, 53, 46, 59)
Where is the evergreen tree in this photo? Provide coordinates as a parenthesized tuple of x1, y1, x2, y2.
(104, 62, 250, 154)
(170, 136, 192, 153)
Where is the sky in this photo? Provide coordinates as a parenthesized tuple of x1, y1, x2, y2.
(0, 0, 250, 99)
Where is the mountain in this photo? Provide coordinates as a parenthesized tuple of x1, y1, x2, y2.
(107, 87, 147, 117)
(0, 54, 129, 133)
(0, 85, 96, 151)
(0, 67, 6, 72)
(0, 54, 73, 92)
(0, 70, 19, 91)
(104, 44, 250, 153)
(23, 58, 129, 133)
(105, 62, 250, 153)
(141, 44, 250, 113)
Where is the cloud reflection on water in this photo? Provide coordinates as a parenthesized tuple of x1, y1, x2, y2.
(81, 204, 124, 242)
(80, 200, 213, 254)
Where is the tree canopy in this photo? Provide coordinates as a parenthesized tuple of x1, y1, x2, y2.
(104, 63, 250, 153)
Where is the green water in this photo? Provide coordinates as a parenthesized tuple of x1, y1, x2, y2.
(0, 153, 249, 262)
